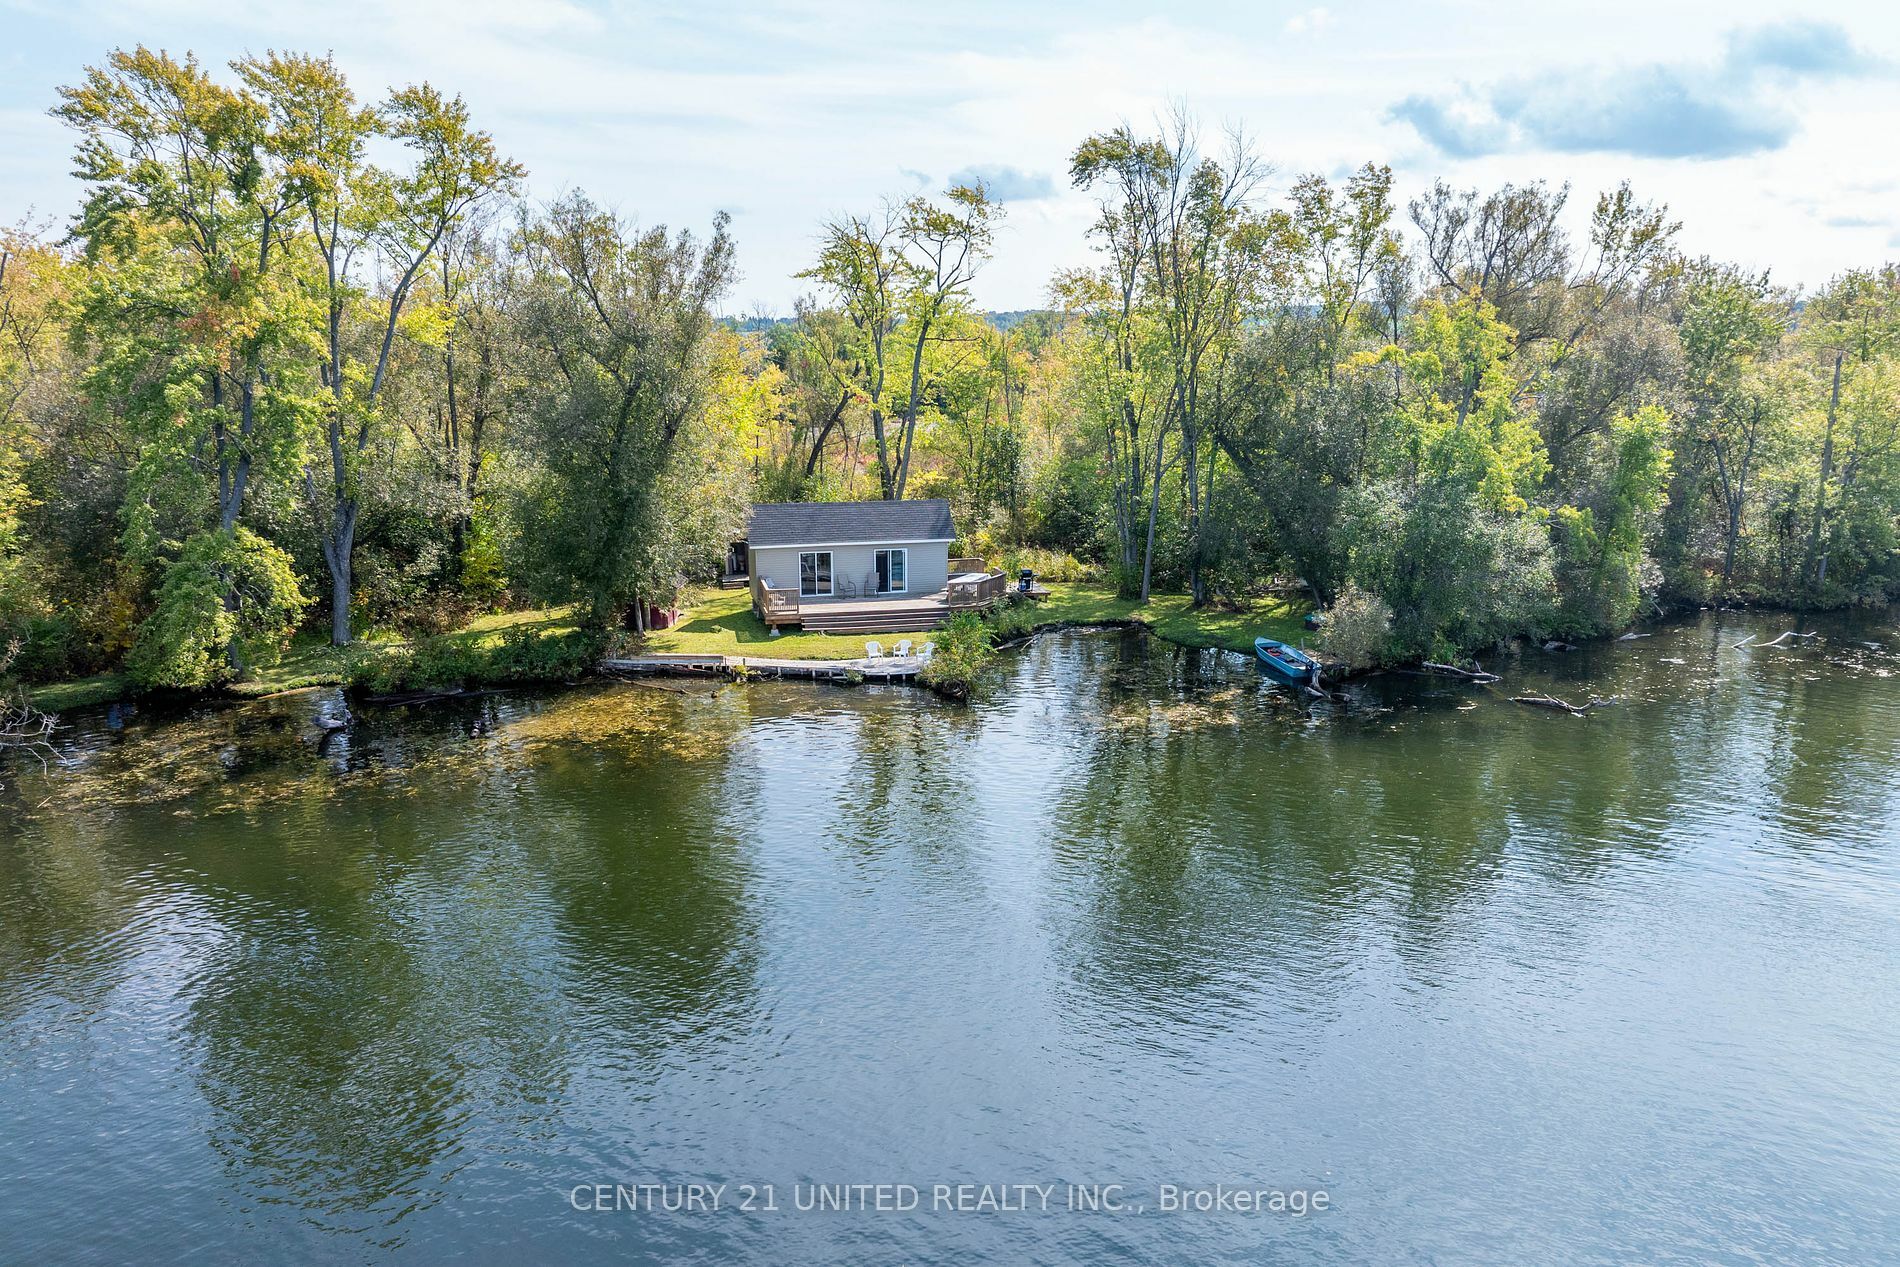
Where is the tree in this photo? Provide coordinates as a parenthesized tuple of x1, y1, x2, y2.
(891, 184, 999, 498)
(1797, 267, 1900, 593)
(800, 186, 999, 501)
(513, 193, 736, 628)
(801, 206, 904, 497)
(1677, 268, 1788, 592)
(239, 52, 521, 645)
(1552, 406, 1673, 634)
(1072, 114, 1278, 602)
(57, 47, 313, 675)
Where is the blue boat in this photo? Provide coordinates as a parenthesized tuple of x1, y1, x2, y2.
(1255, 637, 1322, 690)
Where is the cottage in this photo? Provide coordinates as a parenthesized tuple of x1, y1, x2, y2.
(739, 499, 1007, 632)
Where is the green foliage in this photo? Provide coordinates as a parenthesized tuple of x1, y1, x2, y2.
(994, 546, 1099, 584)
(1553, 406, 1673, 635)
(126, 528, 310, 688)
(919, 611, 995, 699)
(350, 625, 605, 694)
(1341, 480, 1556, 660)
(513, 192, 738, 628)
(459, 505, 508, 607)
(18, 71, 1900, 702)
(1317, 584, 1395, 669)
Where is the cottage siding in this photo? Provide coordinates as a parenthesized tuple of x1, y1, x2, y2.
(750, 541, 949, 603)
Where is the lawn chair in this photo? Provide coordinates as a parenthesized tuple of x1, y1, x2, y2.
(917, 641, 935, 663)
(864, 641, 884, 659)
(893, 639, 912, 658)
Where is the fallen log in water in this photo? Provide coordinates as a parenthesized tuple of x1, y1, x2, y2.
(1512, 693, 1617, 716)
(1514, 693, 1582, 713)
(1422, 661, 1502, 683)
(1758, 630, 1820, 649)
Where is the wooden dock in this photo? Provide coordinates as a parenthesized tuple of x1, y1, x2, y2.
(601, 652, 928, 684)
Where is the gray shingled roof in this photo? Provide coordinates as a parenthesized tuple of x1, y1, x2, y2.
(746, 499, 955, 549)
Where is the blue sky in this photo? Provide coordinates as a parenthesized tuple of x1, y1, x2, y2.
(3, 0, 1897, 312)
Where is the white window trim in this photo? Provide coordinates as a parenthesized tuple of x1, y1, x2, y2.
(876, 547, 908, 594)
(799, 550, 833, 597)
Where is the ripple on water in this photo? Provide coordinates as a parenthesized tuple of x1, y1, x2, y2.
(2, 614, 1899, 1263)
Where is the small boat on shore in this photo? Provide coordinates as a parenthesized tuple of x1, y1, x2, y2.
(1255, 637, 1322, 690)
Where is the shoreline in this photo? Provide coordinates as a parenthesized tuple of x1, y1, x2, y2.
(19, 589, 1887, 718)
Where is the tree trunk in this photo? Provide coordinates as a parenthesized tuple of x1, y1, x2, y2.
(1140, 422, 1166, 602)
(1805, 352, 1842, 591)
(894, 315, 934, 499)
(804, 390, 849, 478)
(330, 554, 352, 646)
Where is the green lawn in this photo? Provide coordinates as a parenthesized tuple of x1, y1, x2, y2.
(642, 587, 939, 661)
(24, 586, 1310, 712)
(27, 606, 586, 712)
(643, 583, 1312, 661)
(27, 671, 132, 712)
(1021, 583, 1311, 653)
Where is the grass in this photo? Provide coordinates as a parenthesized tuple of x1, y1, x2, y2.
(641, 587, 946, 661)
(27, 671, 131, 712)
(22, 585, 1311, 711)
(643, 582, 1312, 661)
(26, 605, 586, 712)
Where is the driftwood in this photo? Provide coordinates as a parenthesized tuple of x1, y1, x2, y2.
(1, 641, 58, 771)
(1512, 693, 1617, 716)
(1422, 661, 1502, 683)
(1617, 632, 1652, 641)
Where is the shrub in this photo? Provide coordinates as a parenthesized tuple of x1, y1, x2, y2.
(1318, 584, 1396, 669)
(995, 545, 1100, 583)
(127, 528, 310, 688)
(919, 611, 994, 700)
(349, 626, 605, 695)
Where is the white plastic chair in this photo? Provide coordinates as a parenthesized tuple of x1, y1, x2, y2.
(864, 641, 884, 659)
(918, 642, 935, 663)
(893, 639, 912, 658)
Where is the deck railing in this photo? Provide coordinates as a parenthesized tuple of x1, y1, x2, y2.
(759, 585, 801, 625)
(949, 557, 987, 575)
(945, 571, 1008, 609)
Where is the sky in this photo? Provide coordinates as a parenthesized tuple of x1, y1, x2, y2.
(3, 0, 1898, 314)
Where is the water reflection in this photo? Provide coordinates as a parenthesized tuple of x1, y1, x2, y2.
(2, 611, 1898, 1263)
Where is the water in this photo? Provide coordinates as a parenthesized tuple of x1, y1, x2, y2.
(4, 613, 1899, 1264)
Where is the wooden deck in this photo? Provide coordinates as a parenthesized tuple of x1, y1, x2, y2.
(760, 573, 1013, 632)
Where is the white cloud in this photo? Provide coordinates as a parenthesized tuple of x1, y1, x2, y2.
(6, 1, 1900, 309)
(1285, 8, 1332, 37)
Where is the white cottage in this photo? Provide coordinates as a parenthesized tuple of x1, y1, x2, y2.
(740, 499, 1007, 632)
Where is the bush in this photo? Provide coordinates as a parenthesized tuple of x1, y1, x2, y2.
(349, 626, 605, 695)
(995, 545, 1100, 583)
(1318, 584, 1395, 669)
(127, 528, 311, 688)
(919, 612, 994, 700)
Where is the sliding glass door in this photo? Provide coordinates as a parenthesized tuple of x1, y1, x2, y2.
(799, 551, 832, 596)
(875, 548, 907, 594)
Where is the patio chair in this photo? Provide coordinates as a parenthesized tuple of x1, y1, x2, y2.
(864, 641, 884, 659)
(893, 639, 912, 658)
(918, 642, 935, 663)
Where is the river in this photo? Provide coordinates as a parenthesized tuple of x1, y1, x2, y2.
(4, 612, 1899, 1264)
